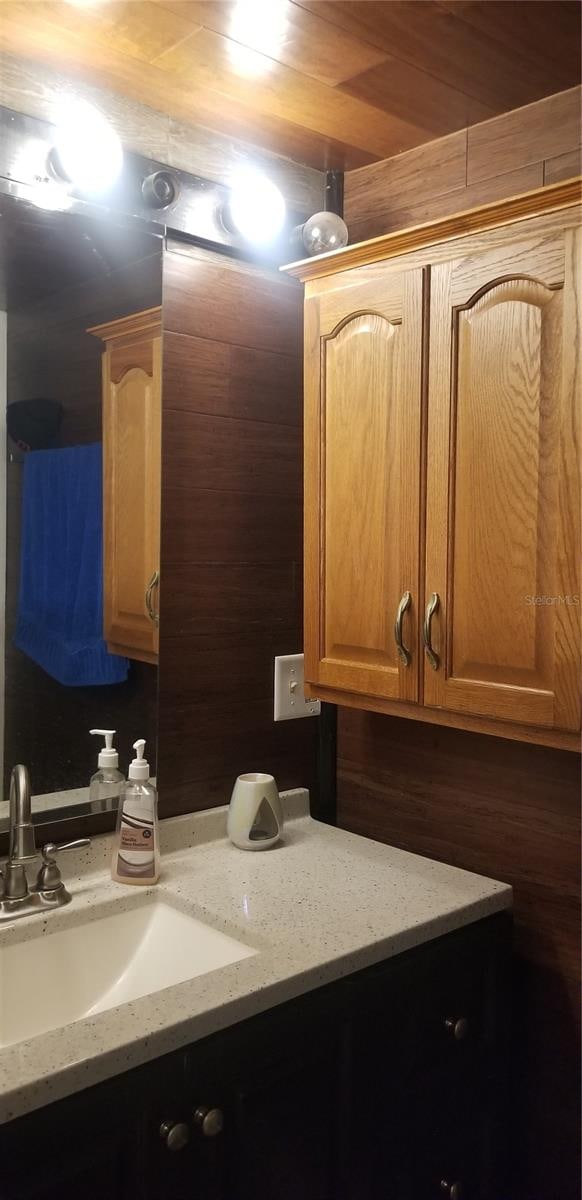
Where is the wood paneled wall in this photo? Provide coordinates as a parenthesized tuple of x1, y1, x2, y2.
(157, 241, 317, 814)
(340, 90, 581, 1198)
(344, 86, 581, 241)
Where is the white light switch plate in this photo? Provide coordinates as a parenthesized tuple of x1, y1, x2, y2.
(274, 654, 321, 721)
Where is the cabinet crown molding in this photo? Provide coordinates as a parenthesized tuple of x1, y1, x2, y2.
(281, 178, 582, 281)
(87, 306, 162, 344)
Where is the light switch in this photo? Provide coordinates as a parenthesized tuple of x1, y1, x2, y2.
(274, 654, 321, 721)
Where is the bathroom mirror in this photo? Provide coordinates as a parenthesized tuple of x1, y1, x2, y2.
(0, 193, 162, 830)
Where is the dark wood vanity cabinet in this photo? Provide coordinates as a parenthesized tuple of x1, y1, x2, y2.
(148, 992, 343, 1200)
(343, 914, 510, 1200)
(0, 915, 510, 1200)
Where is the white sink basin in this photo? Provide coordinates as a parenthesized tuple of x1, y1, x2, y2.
(0, 899, 256, 1048)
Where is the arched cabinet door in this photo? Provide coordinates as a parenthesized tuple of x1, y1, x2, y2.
(304, 268, 424, 701)
(89, 308, 162, 664)
(424, 231, 581, 731)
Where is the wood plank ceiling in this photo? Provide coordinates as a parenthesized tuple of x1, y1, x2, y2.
(0, 0, 580, 171)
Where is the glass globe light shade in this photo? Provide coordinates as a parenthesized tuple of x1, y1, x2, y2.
(302, 211, 348, 256)
(227, 168, 286, 244)
(52, 100, 123, 193)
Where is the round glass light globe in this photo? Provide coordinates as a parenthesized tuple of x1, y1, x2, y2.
(302, 211, 348, 256)
(228, 168, 286, 244)
(53, 100, 123, 193)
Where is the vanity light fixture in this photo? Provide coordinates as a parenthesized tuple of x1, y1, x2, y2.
(49, 100, 123, 194)
(223, 167, 286, 244)
(295, 210, 349, 257)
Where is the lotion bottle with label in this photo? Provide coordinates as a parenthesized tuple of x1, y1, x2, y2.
(111, 739, 159, 885)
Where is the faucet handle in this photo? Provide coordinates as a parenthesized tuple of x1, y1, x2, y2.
(41, 839, 91, 863)
(35, 839, 91, 893)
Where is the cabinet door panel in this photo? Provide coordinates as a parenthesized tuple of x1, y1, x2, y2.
(305, 269, 424, 701)
(425, 230, 581, 730)
(103, 334, 161, 662)
(227, 1041, 338, 1200)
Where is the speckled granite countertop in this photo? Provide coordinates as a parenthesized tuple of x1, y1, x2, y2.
(0, 790, 512, 1124)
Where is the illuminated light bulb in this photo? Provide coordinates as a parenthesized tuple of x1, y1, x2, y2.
(301, 211, 348, 256)
(51, 100, 122, 193)
(227, 168, 286, 244)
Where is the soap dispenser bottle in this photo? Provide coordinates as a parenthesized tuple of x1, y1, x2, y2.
(89, 729, 125, 811)
(112, 739, 159, 885)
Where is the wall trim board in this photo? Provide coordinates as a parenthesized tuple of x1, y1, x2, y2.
(314, 703, 337, 825)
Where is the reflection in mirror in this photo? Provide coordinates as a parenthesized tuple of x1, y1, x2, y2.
(0, 195, 162, 830)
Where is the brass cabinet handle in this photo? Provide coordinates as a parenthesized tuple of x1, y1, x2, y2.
(423, 592, 440, 670)
(394, 590, 412, 666)
(445, 1017, 469, 1041)
(193, 1106, 224, 1138)
(160, 1120, 190, 1152)
(145, 570, 160, 626)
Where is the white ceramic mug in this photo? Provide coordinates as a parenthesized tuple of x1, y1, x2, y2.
(227, 773, 283, 851)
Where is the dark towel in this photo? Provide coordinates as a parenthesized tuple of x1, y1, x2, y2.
(14, 443, 129, 686)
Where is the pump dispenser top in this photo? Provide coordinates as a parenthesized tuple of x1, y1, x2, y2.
(90, 728, 119, 769)
(89, 728, 124, 811)
(128, 738, 149, 781)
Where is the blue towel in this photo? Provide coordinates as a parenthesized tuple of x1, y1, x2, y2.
(15, 444, 129, 686)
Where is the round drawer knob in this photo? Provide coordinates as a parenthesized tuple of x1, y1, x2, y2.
(440, 1181, 463, 1200)
(445, 1016, 469, 1041)
(160, 1120, 191, 1152)
(193, 1105, 224, 1138)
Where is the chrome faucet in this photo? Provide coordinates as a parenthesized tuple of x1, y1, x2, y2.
(0, 764, 90, 922)
(4, 764, 37, 902)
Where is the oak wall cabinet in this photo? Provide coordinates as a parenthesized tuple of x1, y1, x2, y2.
(285, 181, 581, 750)
(89, 307, 162, 665)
